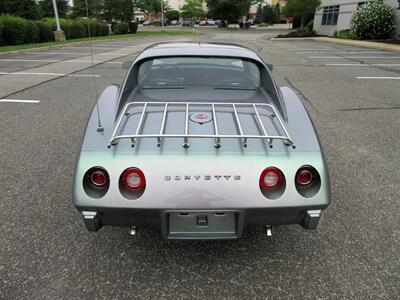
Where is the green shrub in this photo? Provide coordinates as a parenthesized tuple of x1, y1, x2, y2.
(0, 23, 3, 45)
(336, 30, 351, 39)
(0, 14, 27, 45)
(305, 20, 314, 32)
(350, 0, 396, 40)
(95, 22, 103, 37)
(42, 18, 72, 39)
(25, 20, 40, 43)
(276, 27, 316, 38)
(113, 22, 129, 35)
(129, 21, 138, 33)
(86, 20, 97, 37)
(100, 23, 110, 36)
(70, 21, 86, 39)
(111, 21, 117, 32)
(36, 21, 53, 42)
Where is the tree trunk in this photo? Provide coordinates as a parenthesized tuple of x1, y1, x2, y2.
(301, 15, 305, 29)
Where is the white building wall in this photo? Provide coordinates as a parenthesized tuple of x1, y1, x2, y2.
(314, 0, 400, 37)
(168, 0, 208, 12)
(168, 0, 186, 11)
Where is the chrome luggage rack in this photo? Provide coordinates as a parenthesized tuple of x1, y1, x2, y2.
(108, 101, 295, 149)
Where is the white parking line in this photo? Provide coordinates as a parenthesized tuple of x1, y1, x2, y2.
(298, 51, 392, 54)
(326, 63, 400, 67)
(0, 71, 100, 77)
(32, 52, 89, 55)
(0, 59, 58, 62)
(0, 59, 123, 64)
(0, 99, 40, 103)
(356, 76, 400, 80)
(309, 56, 400, 59)
(284, 48, 344, 51)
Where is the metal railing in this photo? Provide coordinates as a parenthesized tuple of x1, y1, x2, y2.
(108, 102, 295, 149)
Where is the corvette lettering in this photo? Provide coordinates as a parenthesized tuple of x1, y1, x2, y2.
(164, 175, 241, 181)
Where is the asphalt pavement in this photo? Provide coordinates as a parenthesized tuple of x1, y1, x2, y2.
(1, 28, 399, 299)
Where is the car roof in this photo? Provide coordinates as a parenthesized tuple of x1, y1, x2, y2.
(134, 42, 264, 64)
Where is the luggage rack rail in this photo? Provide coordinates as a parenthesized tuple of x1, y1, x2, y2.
(108, 102, 295, 149)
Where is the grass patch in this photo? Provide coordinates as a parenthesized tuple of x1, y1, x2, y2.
(0, 30, 195, 53)
(334, 30, 351, 40)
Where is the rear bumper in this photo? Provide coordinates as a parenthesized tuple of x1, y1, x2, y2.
(79, 206, 327, 239)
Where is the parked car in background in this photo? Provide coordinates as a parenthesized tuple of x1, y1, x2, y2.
(199, 20, 207, 26)
(171, 20, 179, 26)
(207, 19, 216, 26)
(219, 20, 228, 28)
(182, 20, 192, 27)
(143, 20, 153, 26)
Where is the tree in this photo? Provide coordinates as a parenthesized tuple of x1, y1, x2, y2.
(103, 0, 134, 22)
(71, 0, 103, 19)
(0, 0, 39, 20)
(206, 0, 254, 23)
(283, 0, 320, 28)
(254, 3, 263, 24)
(136, 0, 171, 14)
(180, 0, 205, 19)
(165, 10, 180, 20)
(261, 3, 280, 24)
(39, 0, 69, 18)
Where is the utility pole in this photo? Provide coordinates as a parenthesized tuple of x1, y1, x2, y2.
(161, 0, 165, 31)
(51, 0, 66, 41)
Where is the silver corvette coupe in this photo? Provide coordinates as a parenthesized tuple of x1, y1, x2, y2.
(73, 42, 331, 239)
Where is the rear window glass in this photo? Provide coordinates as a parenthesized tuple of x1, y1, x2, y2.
(137, 57, 261, 89)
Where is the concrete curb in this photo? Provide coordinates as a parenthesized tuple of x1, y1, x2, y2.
(272, 36, 400, 52)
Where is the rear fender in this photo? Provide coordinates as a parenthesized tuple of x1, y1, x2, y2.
(80, 85, 119, 151)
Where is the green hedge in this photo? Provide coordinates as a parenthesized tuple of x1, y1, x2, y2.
(70, 21, 86, 39)
(0, 15, 109, 46)
(0, 23, 3, 45)
(129, 21, 138, 34)
(25, 20, 40, 43)
(0, 14, 28, 45)
(36, 21, 53, 42)
(42, 18, 72, 39)
(113, 22, 129, 35)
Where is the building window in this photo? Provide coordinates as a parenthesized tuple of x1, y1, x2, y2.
(357, 2, 368, 9)
(321, 5, 340, 25)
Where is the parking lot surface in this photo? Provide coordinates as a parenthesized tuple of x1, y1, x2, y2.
(1, 29, 399, 299)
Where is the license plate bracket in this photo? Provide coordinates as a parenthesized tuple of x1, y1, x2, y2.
(166, 211, 238, 239)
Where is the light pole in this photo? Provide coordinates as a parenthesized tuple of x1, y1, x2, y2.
(161, 0, 164, 31)
(51, 0, 66, 41)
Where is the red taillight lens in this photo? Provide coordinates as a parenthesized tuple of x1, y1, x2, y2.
(296, 166, 314, 186)
(121, 168, 146, 190)
(260, 167, 284, 190)
(88, 168, 109, 188)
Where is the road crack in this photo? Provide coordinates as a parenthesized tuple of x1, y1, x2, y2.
(284, 77, 320, 114)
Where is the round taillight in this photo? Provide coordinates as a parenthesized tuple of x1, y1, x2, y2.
(297, 169, 313, 186)
(90, 170, 107, 187)
(296, 166, 314, 186)
(87, 168, 109, 188)
(121, 168, 146, 190)
(260, 167, 284, 190)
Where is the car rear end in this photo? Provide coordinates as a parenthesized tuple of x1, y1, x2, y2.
(73, 44, 331, 239)
(73, 97, 330, 240)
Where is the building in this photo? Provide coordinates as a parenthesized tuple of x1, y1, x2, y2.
(314, 0, 400, 37)
(168, 0, 186, 11)
(249, 0, 286, 19)
(168, 0, 208, 12)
